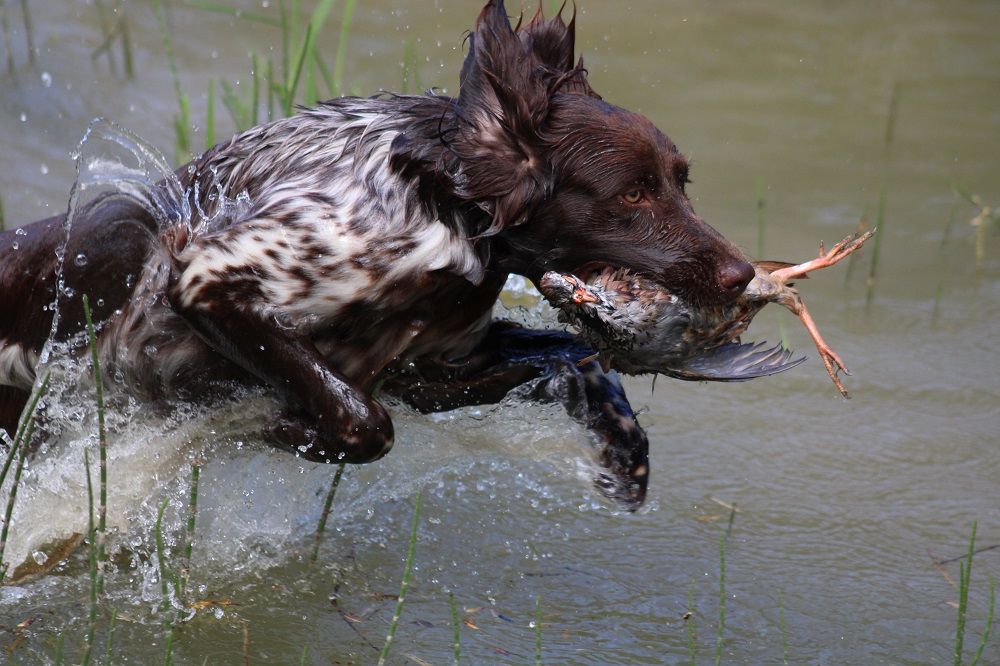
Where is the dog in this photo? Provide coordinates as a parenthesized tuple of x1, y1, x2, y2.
(0, 1, 753, 508)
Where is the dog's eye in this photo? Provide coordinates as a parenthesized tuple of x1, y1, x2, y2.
(623, 189, 644, 204)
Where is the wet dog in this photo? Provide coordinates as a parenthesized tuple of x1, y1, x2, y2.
(0, 1, 752, 507)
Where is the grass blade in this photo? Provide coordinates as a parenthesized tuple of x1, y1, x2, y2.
(251, 52, 260, 126)
(285, 23, 314, 115)
(1, 1, 14, 75)
(220, 79, 249, 132)
(954, 521, 977, 666)
(156, 496, 175, 666)
(119, 8, 134, 80)
(311, 463, 346, 562)
(970, 574, 995, 666)
(82, 449, 98, 666)
(82, 295, 108, 594)
(0, 373, 50, 584)
(181, 462, 201, 596)
(332, 0, 356, 97)
(206, 80, 215, 150)
(18, 0, 34, 66)
(184, 0, 281, 26)
(755, 179, 765, 258)
(377, 490, 423, 666)
(865, 187, 886, 310)
(152, 0, 191, 160)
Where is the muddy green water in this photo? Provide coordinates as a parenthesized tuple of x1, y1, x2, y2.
(1, 1, 998, 664)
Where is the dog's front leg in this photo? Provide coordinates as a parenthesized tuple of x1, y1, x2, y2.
(167, 288, 393, 464)
(386, 324, 650, 508)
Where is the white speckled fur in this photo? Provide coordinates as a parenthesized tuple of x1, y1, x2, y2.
(174, 104, 483, 334)
(0, 342, 38, 390)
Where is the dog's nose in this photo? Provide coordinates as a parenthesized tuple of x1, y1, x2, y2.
(718, 259, 755, 296)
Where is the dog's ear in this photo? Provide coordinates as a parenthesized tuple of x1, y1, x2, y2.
(520, 4, 600, 98)
(453, 0, 551, 237)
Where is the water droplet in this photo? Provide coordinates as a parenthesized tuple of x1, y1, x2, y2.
(11, 242, 18, 250)
(32, 551, 48, 565)
(40, 71, 52, 87)
(15, 227, 26, 236)
(63, 287, 75, 298)
(74, 252, 89, 267)
(96, 298, 105, 307)
(19, 112, 26, 122)
(40, 163, 49, 175)
(144, 344, 158, 356)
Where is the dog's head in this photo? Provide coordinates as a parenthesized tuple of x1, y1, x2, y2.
(449, 1, 753, 305)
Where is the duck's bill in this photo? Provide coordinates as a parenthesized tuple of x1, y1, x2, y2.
(660, 341, 806, 382)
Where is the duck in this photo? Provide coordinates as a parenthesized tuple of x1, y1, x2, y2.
(539, 231, 874, 396)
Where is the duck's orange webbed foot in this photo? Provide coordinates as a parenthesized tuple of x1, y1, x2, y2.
(770, 230, 876, 284)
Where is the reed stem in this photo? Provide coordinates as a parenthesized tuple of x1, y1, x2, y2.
(182, 462, 200, 596)
(82, 295, 108, 594)
(0, 373, 49, 584)
(311, 462, 345, 562)
(82, 449, 98, 666)
(377, 490, 423, 666)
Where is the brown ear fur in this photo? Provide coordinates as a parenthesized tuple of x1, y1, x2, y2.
(451, 1, 597, 237)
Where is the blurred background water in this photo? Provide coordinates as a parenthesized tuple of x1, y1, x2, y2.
(0, 1, 998, 663)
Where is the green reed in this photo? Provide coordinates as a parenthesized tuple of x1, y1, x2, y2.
(18, 0, 33, 66)
(92, 0, 134, 79)
(311, 462, 346, 562)
(83, 296, 108, 593)
(0, 373, 49, 584)
(92, 0, 119, 76)
(864, 186, 886, 310)
(755, 179, 766, 259)
(954, 522, 996, 666)
(331, 0, 357, 97)
(377, 490, 423, 666)
(401, 39, 423, 94)
(151, 0, 192, 162)
(205, 80, 215, 149)
(82, 449, 98, 666)
(843, 210, 869, 286)
(180, 462, 201, 598)
(1, 1, 13, 76)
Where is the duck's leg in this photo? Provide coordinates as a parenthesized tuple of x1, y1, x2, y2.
(777, 292, 851, 397)
(382, 322, 649, 509)
(770, 230, 876, 283)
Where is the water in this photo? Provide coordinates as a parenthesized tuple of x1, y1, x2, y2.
(1, 1, 998, 663)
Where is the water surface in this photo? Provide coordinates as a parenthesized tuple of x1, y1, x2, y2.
(0, 1, 998, 663)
